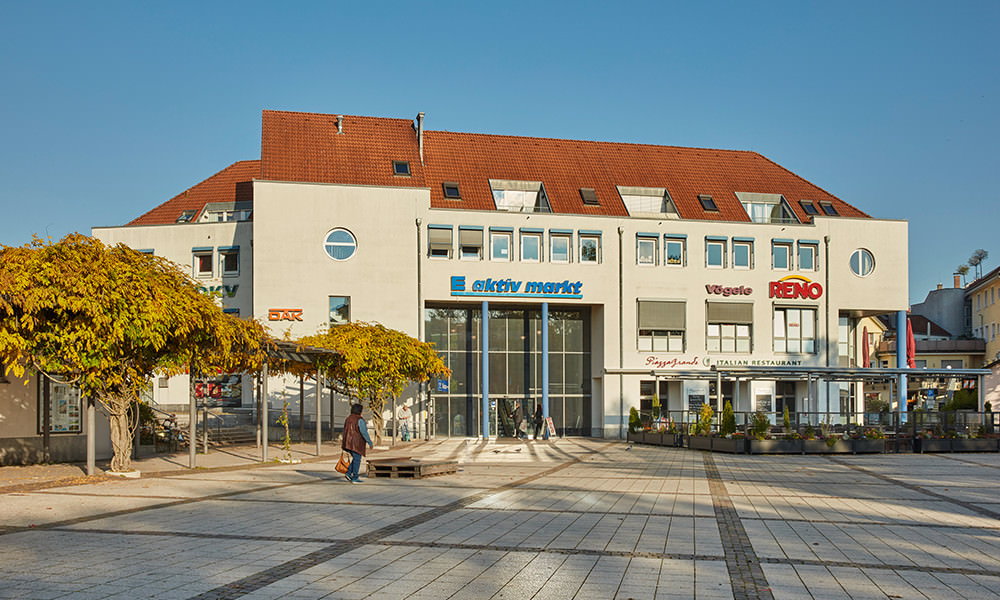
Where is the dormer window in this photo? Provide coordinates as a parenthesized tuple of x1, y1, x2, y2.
(698, 194, 719, 211)
(442, 182, 461, 199)
(489, 180, 551, 213)
(580, 188, 599, 206)
(177, 210, 196, 223)
(616, 186, 677, 218)
(393, 161, 411, 176)
(735, 192, 798, 224)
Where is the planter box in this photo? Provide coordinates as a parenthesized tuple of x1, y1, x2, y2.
(687, 435, 712, 451)
(851, 439, 885, 454)
(802, 439, 851, 454)
(662, 433, 682, 447)
(748, 439, 802, 454)
(627, 430, 642, 444)
(712, 437, 746, 453)
(949, 439, 998, 452)
(915, 438, 951, 453)
(642, 431, 663, 446)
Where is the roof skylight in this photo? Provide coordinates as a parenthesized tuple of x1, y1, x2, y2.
(799, 200, 820, 215)
(819, 201, 839, 216)
(698, 194, 718, 211)
(443, 182, 461, 199)
(393, 161, 411, 176)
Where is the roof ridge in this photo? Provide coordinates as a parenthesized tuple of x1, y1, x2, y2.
(426, 128, 757, 155)
(262, 109, 413, 124)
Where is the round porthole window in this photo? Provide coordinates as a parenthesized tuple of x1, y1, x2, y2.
(323, 228, 357, 261)
(849, 248, 875, 277)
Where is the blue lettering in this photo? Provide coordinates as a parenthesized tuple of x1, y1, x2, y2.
(543, 282, 555, 294)
(472, 280, 484, 292)
(451, 276, 466, 292)
(509, 280, 521, 293)
(485, 278, 497, 292)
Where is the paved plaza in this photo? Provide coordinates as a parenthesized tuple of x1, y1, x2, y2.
(2, 439, 1000, 599)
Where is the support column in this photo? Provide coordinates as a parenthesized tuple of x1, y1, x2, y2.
(299, 375, 305, 443)
(188, 370, 196, 469)
(897, 310, 908, 422)
(86, 397, 95, 476)
(542, 302, 550, 439)
(482, 301, 489, 440)
(261, 362, 269, 463)
(315, 372, 322, 456)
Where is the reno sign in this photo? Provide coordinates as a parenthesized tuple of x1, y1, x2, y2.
(769, 275, 823, 300)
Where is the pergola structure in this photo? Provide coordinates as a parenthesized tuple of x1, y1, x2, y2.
(604, 365, 992, 426)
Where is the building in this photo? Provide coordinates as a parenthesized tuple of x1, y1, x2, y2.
(3, 109, 911, 461)
(967, 265, 1000, 408)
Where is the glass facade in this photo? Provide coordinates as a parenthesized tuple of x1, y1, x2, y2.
(426, 305, 591, 438)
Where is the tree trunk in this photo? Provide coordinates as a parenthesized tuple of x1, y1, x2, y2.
(368, 395, 385, 446)
(102, 393, 136, 472)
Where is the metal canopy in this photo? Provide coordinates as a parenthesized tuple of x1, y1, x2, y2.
(268, 339, 339, 366)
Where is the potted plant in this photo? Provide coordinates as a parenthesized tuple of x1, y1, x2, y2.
(687, 403, 714, 451)
(852, 427, 886, 454)
(710, 400, 745, 452)
(803, 421, 850, 453)
(747, 412, 801, 454)
(627, 407, 642, 443)
(662, 418, 682, 447)
(950, 428, 998, 452)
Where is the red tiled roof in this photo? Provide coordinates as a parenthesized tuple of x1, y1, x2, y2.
(130, 110, 870, 225)
(128, 160, 260, 226)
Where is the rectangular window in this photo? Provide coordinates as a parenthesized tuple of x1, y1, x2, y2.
(637, 235, 658, 266)
(706, 238, 726, 268)
(698, 194, 718, 211)
(520, 230, 542, 262)
(798, 242, 818, 271)
(428, 225, 453, 259)
(819, 201, 839, 216)
(222, 308, 240, 316)
(799, 200, 820, 216)
(773, 307, 816, 353)
(219, 247, 239, 277)
(459, 227, 483, 260)
(579, 232, 600, 264)
(733, 239, 753, 269)
(706, 302, 753, 353)
(490, 230, 512, 261)
(550, 232, 571, 263)
(37, 378, 82, 433)
(579, 188, 599, 206)
(329, 296, 351, 325)
(665, 236, 686, 266)
(392, 160, 411, 176)
(914, 359, 928, 369)
(772, 240, 792, 270)
(941, 359, 963, 369)
(442, 182, 461, 199)
(192, 247, 213, 278)
(638, 300, 685, 352)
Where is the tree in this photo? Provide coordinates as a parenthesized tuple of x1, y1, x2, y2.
(297, 322, 449, 445)
(0, 234, 269, 472)
(968, 249, 989, 280)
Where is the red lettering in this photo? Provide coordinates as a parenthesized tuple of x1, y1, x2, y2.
(770, 282, 781, 298)
(808, 283, 823, 299)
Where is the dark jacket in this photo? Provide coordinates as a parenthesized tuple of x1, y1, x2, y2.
(342, 413, 370, 456)
(533, 405, 543, 427)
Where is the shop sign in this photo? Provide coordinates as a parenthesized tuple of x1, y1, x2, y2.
(450, 276, 583, 299)
(645, 355, 709, 369)
(706, 284, 752, 296)
(198, 284, 238, 298)
(268, 308, 303, 321)
(769, 275, 823, 300)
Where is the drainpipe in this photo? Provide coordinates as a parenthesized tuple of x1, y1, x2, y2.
(261, 361, 269, 463)
(189, 369, 197, 468)
(542, 301, 550, 437)
(618, 226, 625, 439)
(824, 235, 831, 417)
(897, 310, 907, 422)
(416, 218, 427, 440)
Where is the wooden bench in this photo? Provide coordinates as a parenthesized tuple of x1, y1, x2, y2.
(367, 459, 458, 479)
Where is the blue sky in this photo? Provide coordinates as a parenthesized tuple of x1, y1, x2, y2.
(1, 1, 997, 304)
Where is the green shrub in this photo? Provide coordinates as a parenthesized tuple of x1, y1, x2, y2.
(749, 412, 770, 441)
(943, 389, 978, 411)
(720, 401, 736, 437)
(693, 403, 714, 436)
(628, 407, 641, 433)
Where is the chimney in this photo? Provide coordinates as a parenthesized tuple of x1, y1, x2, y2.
(415, 112, 424, 165)
(336, 115, 344, 135)
(936, 283, 943, 290)
(954, 274, 961, 288)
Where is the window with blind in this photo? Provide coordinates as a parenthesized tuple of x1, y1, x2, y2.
(637, 300, 686, 352)
(459, 226, 483, 260)
(706, 302, 753, 353)
(428, 225, 453, 259)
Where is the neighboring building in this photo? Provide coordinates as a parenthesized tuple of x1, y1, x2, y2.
(3, 109, 910, 460)
(967, 265, 1000, 408)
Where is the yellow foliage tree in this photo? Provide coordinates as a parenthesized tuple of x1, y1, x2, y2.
(296, 322, 449, 445)
(0, 234, 270, 472)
